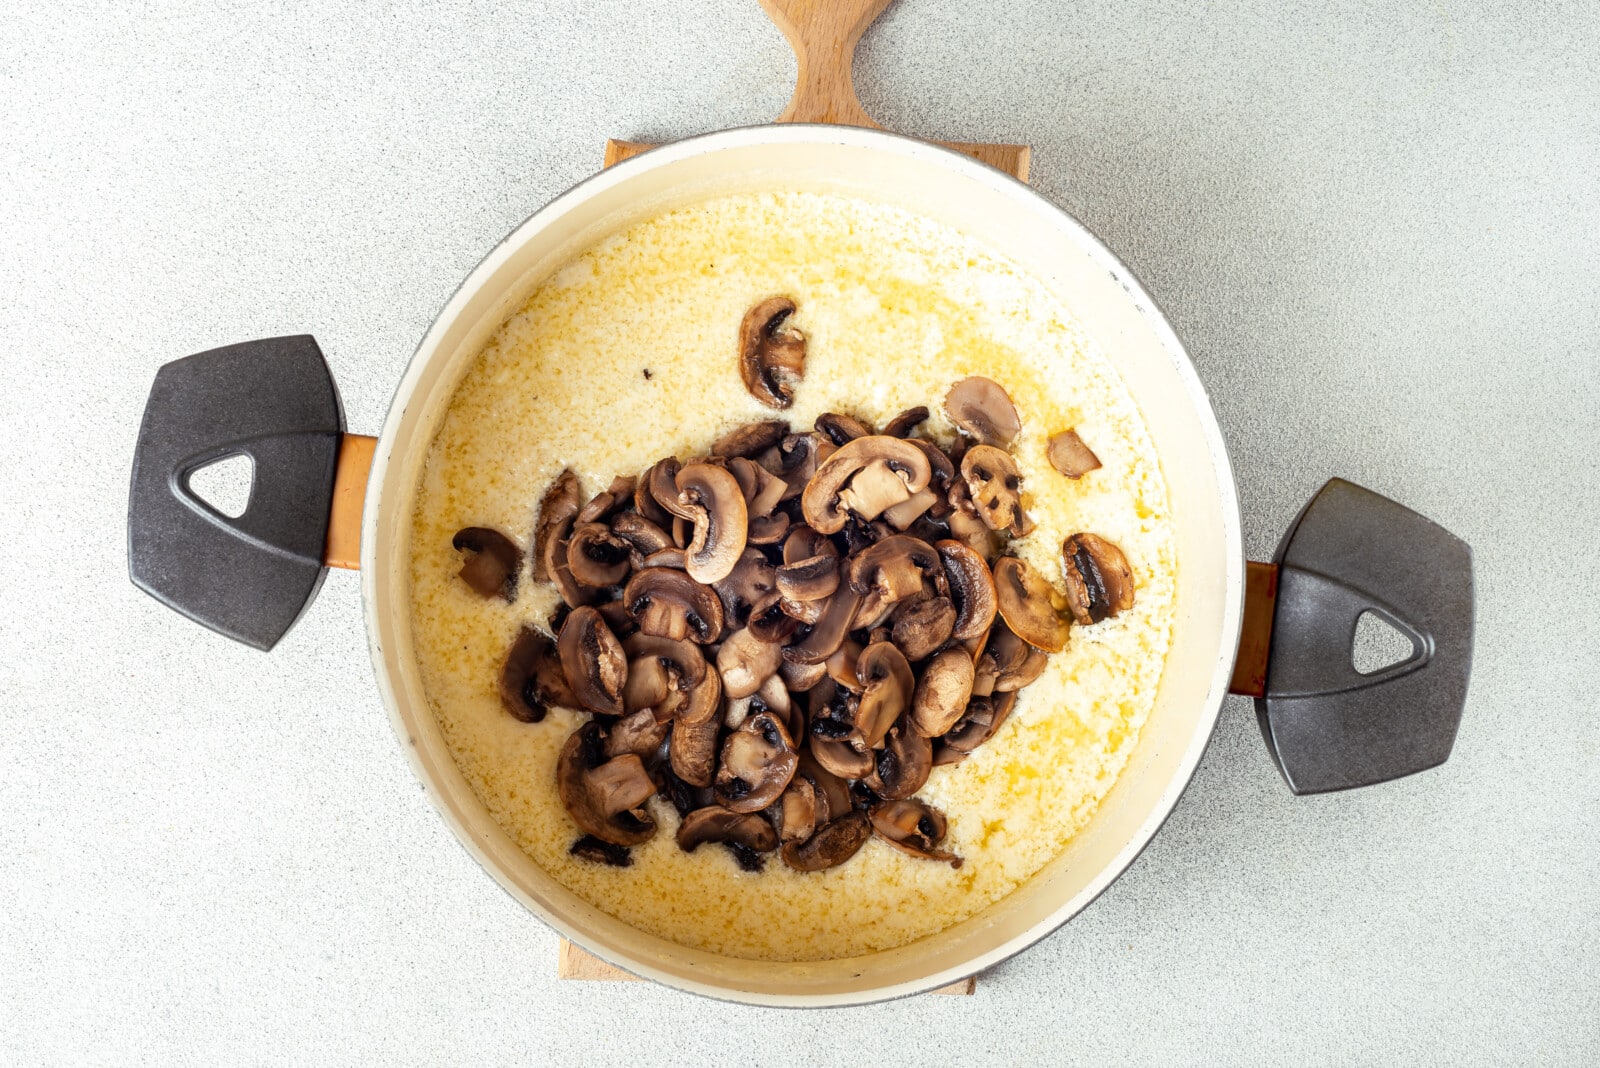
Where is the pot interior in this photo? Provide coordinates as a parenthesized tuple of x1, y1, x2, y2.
(362, 126, 1242, 1006)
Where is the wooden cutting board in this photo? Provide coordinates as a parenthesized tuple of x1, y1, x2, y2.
(562, 0, 1022, 997)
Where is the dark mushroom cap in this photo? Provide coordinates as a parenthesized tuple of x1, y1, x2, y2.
(739, 297, 807, 409)
(944, 376, 1021, 447)
(532, 470, 581, 582)
(992, 556, 1070, 652)
(674, 462, 749, 584)
(668, 715, 720, 787)
(773, 432, 826, 499)
(635, 457, 678, 525)
(557, 605, 628, 715)
(960, 445, 1032, 537)
(714, 711, 799, 813)
(870, 799, 962, 867)
(911, 646, 976, 738)
(676, 806, 779, 854)
(776, 554, 840, 602)
(815, 411, 875, 446)
(854, 641, 915, 749)
(881, 405, 930, 438)
(556, 722, 657, 846)
(452, 527, 520, 601)
(866, 720, 933, 800)
(712, 419, 790, 458)
(1061, 533, 1136, 625)
(569, 835, 632, 867)
(801, 436, 933, 534)
(746, 596, 801, 644)
(781, 812, 871, 872)
(891, 595, 957, 661)
(624, 567, 725, 644)
(716, 626, 784, 699)
(499, 626, 576, 723)
(937, 540, 998, 641)
(711, 548, 777, 629)
(566, 521, 633, 587)
(1047, 428, 1102, 479)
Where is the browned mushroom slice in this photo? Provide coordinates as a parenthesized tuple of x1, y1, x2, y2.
(714, 712, 799, 813)
(960, 444, 1033, 537)
(677, 805, 779, 855)
(716, 626, 785, 700)
(727, 457, 788, 518)
(814, 412, 874, 446)
(565, 522, 633, 588)
(712, 419, 790, 458)
(779, 657, 829, 692)
(824, 639, 863, 691)
(782, 585, 862, 664)
(557, 606, 628, 715)
(984, 624, 1049, 692)
(911, 646, 976, 737)
(810, 737, 873, 780)
(621, 632, 717, 724)
(771, 432, 826, 500)
(634, 458, 676, 525)
(499, 626, 576, 723)
(597, 595, 639, 641)
(748, 513, 790, 545)
(452, 527, 520, 601)
(937, 540, 998, 642)
(711, 548, 777, 628)
(604, 708, 671, 761)
(532, 470, 581, 582)
(611, 511, 674, 566)
(880, 405, 929, 438)
(569, 835, 632, 867)
(641, 546, 688, 571)
(870, 799, 962, 868)
(556, 722, 657, 846)
(576, 475, 638, 525)
(992, 556, 1070, 653)
(944, 376, 1021, 447)
(907, 438, 957, 497)
(934, 691, 1017, 764)
(866, 720, 933, 800)
(1061, 533, 1136, 625)
(781, 812, 871, 872)
(542, 515, 597, 609)
(624, 567, 724, 644)
(801, 436, 933, 534)
(847, 535, 942, 628)
(775, 554, 840, 602)
(669, 715, 720, 788)
(777, 778, 818, 843)
(673, 463, 748, 584)
(725, 674, 791, 732)
(746, 596, 800, 644)
(945, 501, 999, 562)
(739, 296, 807, 409)
(1047, 428, 1102, 479)
(891, 595, 956, 661)
(854, 641, 914, 749)
(782, 524, 837, 565)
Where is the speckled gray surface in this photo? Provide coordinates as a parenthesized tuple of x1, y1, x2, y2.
(2, 0, 1596, 1063)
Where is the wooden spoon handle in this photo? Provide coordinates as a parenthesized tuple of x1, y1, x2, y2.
(759, 0, 890, 127)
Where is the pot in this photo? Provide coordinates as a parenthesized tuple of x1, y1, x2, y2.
(126, 0, 1474, 1007)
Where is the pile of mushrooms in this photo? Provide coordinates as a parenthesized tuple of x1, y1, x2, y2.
(452, 298, 1136, 874)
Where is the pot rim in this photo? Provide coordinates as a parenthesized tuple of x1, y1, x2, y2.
(360, 122, 1245, 1006)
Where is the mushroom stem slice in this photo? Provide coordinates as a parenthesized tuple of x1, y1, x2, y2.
(1047, 429, 1102, 479)
(452, 527, 520, 602)
(781, 812, 872, 872)
(992, 556, 1071, 653)
(1061, 533, 1136, 625)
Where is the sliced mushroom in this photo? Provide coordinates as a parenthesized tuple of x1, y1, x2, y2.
(891, 595, 956, 661)
(746, 596, 801, 644)
(847, 535, 942, 628)
(870, 799, 962, 868)
(810, 736, 874, 780)
(945, 502, 999, 562)
(981, 624, 1049, 692)
(556, 722, 656, 846)
(814, 412, 874, 446)
(944, 376, 1020, 447)
(801, 436, 933, 534)
(992, 556, 1070, 653)
(937, 540, 998, 641)
(854, 641, 914, 749)
(611, 512, 674, 565)
(717, 626, 785, 699)
(748, 513, 791, 545)
(499, 626, 576, 723)
(452, 527, 520, 601)
(1061, 533, 1136, 625)
(773, 432, 825, 499)
(825, 640, 863, 691)
(641, 546, 688, 571)
(604, 708, 671, 761)
(911, 646, 975, 737)
(714, 712, 799, 813)
(712, 419, 789, 458)
(727, 456, 787, 518)
(669, 715, 720, 787)
(542, 515, 597, 609)
(635, 458, 677, 525)
(673, 463, 748, 583)
(565, 521, 633, 587)
(709, 548, 777, 629)
(781, 812, 871, 872)
(576, 475, 637, 525)
(676, 806, 779, 854)
(881, 405, 929, 438)
(1047, 428, 1102, 479)
(866, 720, 933, 800)
(779, 657, 829, 691)
(960, 445, 1032, 537)
(569, 835, 632, 867)
(782, 584, 861, 665)
(624, 567, 724, 644)
(557, 606, 628, 715)
(935, 691, 1017, 764)
(775, 554, 840, 602)
(532, 470, 581, 582)
(725, 674, 791, 732)
(782, 524, 837, 565)
(621, 633, 717, 724)
(777, 777, 818, 843)
(739, 296, 807, 409)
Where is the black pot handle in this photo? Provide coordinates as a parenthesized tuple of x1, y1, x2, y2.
(1230, 479, 1475, 794)
(127, 336, 345, 650)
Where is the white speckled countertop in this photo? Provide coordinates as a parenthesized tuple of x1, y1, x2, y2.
(1, 1, 1595, 1063)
